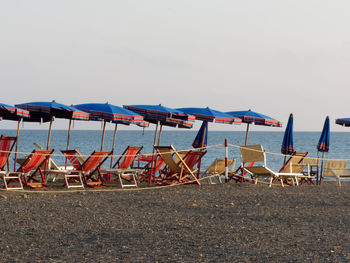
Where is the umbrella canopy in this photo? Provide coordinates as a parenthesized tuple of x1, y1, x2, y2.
(177, 107, 242, 124)
(317, 116, 330, 153)
(192, 121, 208, 148)
(335, 118, 350, 127)
(281, 113, 294, 155)
(226, 109, 282, 145)
(74, 103, 149, 156)
(16, 101, 90, 149)
(0, 103, 30, 120)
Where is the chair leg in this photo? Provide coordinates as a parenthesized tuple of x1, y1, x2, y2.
(64, 174, 84, 188)
(3, 174, 23, 190)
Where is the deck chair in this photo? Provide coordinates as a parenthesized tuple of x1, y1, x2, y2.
(102, 146, 143, 188)
(3, 149, 54, 189)
(155, 145, 205, 185)
(278, 152, 309, 185)
(62, 150, 112, 188)
(241, 145, 303, 187)
(204, 158, 236, 184)
(137, 154, 165, 184)
(0, 135, 17, 172)
(299, 157, 319, 185)
(323, 160, 349, 186)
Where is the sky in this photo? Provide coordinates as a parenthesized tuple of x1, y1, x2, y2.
(1, 0, 350, 132)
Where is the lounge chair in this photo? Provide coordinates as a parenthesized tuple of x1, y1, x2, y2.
(203, 158, 236, 184)
(155, 145, 206, 185)
(323, 160, 349, 186)
(101, 146, 143, 188)
(0, 135, 17, 172)
(2, 149, 54, 189)
(278, 152, 311, 185)
(240, 145, 304, 187)
(137, 154, 165, 184)
(62, 150, 112, 188)
(299, 157, 319, 185)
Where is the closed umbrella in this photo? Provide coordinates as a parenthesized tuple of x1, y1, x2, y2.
(16, 101, 90, 149)
(281, 113, 294, 155)
(192, 121, 208, 149)
(226, 109, 282, 145)
(317, 116, 330, 185)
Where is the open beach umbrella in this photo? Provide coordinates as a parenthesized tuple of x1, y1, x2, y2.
(0, 103, 30, 169)
(317, 116, 330, 184)
(335, 118, 350, 127)
(74, 103, 149, 166)
(124, 104, 195, 146)
(226, 109, 282, 145)
(281, 113, 294, 156)
(192, 120, 208, 149)
(16, 101, 90, 150)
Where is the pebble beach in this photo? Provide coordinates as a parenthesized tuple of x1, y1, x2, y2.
(0, 181, 349, 262)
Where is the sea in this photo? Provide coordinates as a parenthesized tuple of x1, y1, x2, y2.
(2, 129, 350, 172)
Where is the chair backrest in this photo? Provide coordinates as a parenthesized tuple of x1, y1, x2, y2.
(18, 150, 54, 174)
(61, 149, 85, 169)
(81, 151, 112, 172)
(205, 159, 236, 174)
(113, 146, 143, 169)
(240, 145, 265, 163)
(324, 160, 347, 176)
(279, 152, 308, 173)
(155, 146, 182, 174)
(174, 150, 189, 165)
(0, 135, 16, 170)
(179, 150, 206, 171)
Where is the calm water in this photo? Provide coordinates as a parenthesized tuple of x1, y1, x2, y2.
(2, 129, 350, 171)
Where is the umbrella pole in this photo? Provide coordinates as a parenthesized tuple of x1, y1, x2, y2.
(46, 116, 53, 150)
(149, 121, 159, 184)
(319, 152, 325, 185)
(157, 124, 163, 146)
(66, 119, 72, 150)
(100, 120, 107, 151)
(14, 118, 21, 171)
(244, 123, 250, 146)
(110, 123, 118, 168)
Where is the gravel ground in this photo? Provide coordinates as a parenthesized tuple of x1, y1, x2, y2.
(0, 182, 350, 262)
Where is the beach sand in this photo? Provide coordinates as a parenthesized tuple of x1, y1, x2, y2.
(0, 182, 349, 262)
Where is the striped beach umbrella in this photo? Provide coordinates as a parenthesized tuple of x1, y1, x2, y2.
(226, 109, 282, 145)
(16, 101, 90, 149)
(74, 103, 149, 166)
(192, 120, 208, 149)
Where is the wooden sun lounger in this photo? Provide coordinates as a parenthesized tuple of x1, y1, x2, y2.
(323, 160, 349, 186)
(204, 158, 235, 184)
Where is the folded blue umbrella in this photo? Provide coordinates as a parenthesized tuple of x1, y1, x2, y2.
(281, 113, 294, 155)
(317, 116, 330, 152)
(192, 121, 208, 148)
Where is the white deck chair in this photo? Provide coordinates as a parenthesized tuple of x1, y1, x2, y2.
(324, 160, 350, 186)
(240, 145, 303, 187)
(203, 159, 235, 184)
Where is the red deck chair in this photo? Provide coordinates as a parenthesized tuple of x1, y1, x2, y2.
(62, 150, 112, 188)
(102, 146, 143, 188)
(155, 145, 206, 185)
(3, 149, 54, 189)
(137, 154, 165, 184)
(0, 135, 17, 172)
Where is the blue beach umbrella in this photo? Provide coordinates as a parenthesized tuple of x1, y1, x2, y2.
(226, 109, 282, 145)
(16, 101, 90, 149)
(192, 121, 208, 149)
(335, 118, 350, 127)
(281, 113, 294, 155)
(74, 103, 148, 161)
(317, 116, 330, 184)
(177, 107, 242, 124)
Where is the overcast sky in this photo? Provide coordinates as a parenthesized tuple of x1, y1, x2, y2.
(1, 0, 349, 132)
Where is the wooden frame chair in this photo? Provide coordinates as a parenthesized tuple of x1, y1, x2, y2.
(102, 146, 143, 188)
(0, 135, 17, 172)
(204, 158, 236, 184)
(155, 145, 205, 185)
(62, 150, 112, 188)
(323, 160, 349, 186)
(3, 149, 54, 189)
(137, 154, 165, 184)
